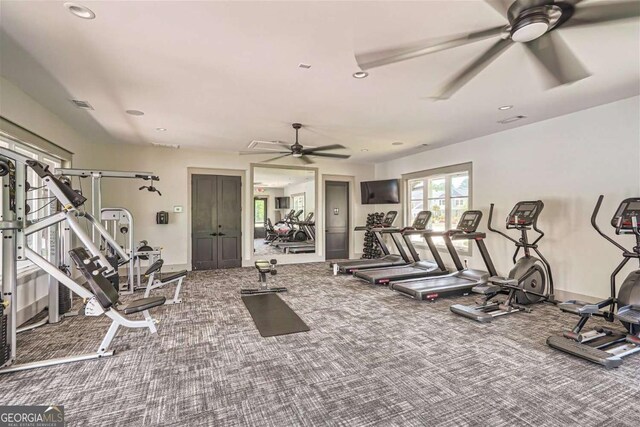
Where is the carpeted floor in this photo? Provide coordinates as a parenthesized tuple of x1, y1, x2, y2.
(1, 263, 639, 426)
(254, 238, 282, 257)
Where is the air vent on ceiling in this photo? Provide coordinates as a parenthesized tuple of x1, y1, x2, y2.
(498, 115, 527, 124)
(298, 63, 311, 69)
(70, 99, 94, 110)
(151, 142, 180, 149)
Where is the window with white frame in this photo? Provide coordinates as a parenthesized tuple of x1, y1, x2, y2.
(291, 193, 305, 217)
(0, 137, 63, 271)
(404, 163, 472, 254)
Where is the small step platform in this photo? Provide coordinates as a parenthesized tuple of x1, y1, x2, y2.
(547, 335, 623, 369)
(616, 305, 640, 325)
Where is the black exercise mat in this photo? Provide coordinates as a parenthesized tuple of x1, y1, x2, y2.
(242, 293, 310, 337)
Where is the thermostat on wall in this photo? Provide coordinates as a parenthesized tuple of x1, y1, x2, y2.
(173, 206, 183, 213)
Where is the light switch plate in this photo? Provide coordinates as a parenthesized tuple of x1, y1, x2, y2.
(173, 206, 183, 213)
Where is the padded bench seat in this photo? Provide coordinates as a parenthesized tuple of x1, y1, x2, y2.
(123, 296, 167, 315)
(159, 270, 187, 283)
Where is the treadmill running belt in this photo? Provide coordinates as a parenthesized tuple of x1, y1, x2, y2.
(242, 293, 310, 337)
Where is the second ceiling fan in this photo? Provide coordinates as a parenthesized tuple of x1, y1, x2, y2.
(354, 0, 640, 99)
(241, 123, 351, 164)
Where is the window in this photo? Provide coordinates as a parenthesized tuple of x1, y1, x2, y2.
(254, 198, 266, 228)
(291, 193, 305, 217)
(404, 163, 472, 254)
(0, 138, 64, 272)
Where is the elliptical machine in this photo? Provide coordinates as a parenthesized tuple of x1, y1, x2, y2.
(547, 196, 640, 368)
(450, 201, 554, 323)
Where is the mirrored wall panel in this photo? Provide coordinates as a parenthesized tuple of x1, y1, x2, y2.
(253, 166, 316, 257)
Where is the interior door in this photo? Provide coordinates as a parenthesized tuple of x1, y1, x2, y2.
(254, 197, 267, 239)
(217, 175, 242, 268)
(325, 181, 349, 260)
(192, 174, 218, 270)
(191, 174, 242, 270)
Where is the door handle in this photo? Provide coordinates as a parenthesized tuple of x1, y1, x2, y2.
(210, 233, 218, 236)
(218, 232, 226, 236)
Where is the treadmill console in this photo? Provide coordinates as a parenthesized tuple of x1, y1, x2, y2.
(506, 201, 544, 228)
(611, 198, 640, 234)
(412, 210, 431, 230)
(382, 210, 398, 227)
(456, 210, 483, 232)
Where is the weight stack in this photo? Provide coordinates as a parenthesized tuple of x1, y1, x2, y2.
(0, 304, 8, 366)
(58, 283, 72, 314)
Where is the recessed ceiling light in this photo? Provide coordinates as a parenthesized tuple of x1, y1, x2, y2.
(156, 128, 167, 132)
(498, 105, 513, 110)
(392, 142, 403, 146)
(361, 149, 369, 152)
(353, 71, 369, 79)
(126, 110, 144, 116)
(64, 2, 95, 19)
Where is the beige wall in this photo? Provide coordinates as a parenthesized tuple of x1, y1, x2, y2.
(375, 96, 640, 299)
(99, 144, 375, 268)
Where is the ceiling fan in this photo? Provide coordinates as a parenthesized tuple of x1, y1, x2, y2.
(354, 0, 640, 99)
(240, 123, 351, 164)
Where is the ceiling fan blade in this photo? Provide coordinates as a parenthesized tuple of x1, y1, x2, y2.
(301, 144, 346, 154)
(355, 26, 506, 71)
(432, 37, 514, 100)
(564, 0, 640, 28)
(524, 31, 590, 87)
(239, 151, 291, 155)
(299, 155, 314, 165)
(262, 154, 291, 163)
(484, 0, 513, 17)
(307, 152, 351, 159)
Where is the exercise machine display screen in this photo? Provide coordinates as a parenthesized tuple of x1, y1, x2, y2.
(412, 210, 431, 230)
(456, 210, 482, 232)
(382, 211, 398, 227)
(612, 198, 640, 231)
(507, 201, 543, 226)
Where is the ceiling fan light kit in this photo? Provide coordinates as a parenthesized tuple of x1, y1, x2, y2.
(354, 0, 639, 99)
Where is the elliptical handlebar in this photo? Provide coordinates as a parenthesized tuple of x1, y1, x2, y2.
(592, 195, 629, 253)
(487, 203, 518, 245)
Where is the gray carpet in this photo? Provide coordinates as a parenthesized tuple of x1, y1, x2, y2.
(254, 239, 282, 257)
(1, 263, 639, 426)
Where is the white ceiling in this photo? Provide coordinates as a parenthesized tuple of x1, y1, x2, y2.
(0, 1, 638, 161)
(254, 166, 314, 188)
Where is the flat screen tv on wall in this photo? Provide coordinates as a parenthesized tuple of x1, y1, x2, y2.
(360, 179, 400, 204)
(275, 197, 290, 209)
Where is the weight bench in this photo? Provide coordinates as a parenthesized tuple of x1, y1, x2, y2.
(143, 259, 187, 305)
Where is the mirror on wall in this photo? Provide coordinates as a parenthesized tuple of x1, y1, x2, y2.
(253, 166, 316, 257)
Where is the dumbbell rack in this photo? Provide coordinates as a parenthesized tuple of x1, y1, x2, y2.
(361, 212, 385, 259)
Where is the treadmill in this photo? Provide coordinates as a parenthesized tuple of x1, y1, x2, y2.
(353, 213, 449, 285)
(334, 211, 408, 274)
(390, 210, 498, 301)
